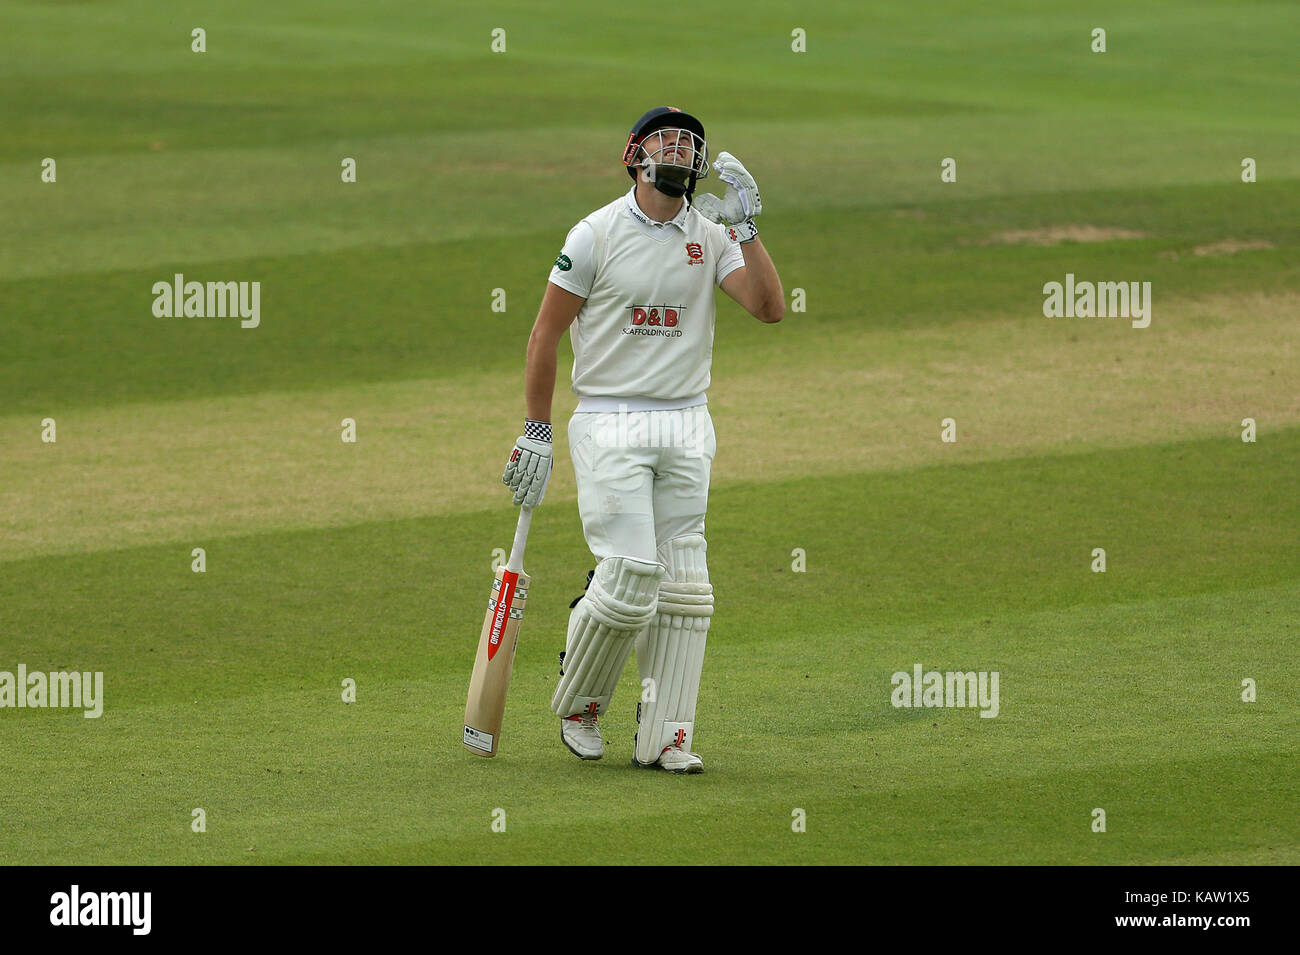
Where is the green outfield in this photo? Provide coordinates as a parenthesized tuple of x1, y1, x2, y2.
(1, 0, 1296, 864)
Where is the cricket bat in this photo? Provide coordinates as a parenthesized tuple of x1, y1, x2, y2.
(463, 506, 533, 757)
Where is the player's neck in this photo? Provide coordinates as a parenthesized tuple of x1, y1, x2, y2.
(634, 182, 685, 223)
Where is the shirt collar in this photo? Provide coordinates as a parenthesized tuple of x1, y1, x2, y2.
(625, 185, 690, 232)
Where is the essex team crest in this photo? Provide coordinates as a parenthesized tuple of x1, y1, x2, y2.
(685, 241, 704, 265)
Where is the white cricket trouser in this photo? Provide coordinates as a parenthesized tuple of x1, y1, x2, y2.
(567, 405, 717, 564)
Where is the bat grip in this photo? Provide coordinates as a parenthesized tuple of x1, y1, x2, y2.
(505, 506, 533, 574)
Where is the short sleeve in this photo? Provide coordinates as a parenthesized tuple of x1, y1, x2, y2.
(715, 226, 745, 286)
(548, 221, 596, 298)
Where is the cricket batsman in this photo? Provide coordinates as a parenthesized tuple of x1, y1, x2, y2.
(501, 107, 785, 773)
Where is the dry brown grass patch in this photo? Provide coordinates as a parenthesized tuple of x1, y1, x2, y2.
(982, 225, 1149, 246)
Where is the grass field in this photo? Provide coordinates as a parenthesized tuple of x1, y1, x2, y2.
(1, 0, 1297, 865)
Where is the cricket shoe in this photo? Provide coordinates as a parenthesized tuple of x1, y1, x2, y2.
(636, 745, 704, 774)
(561, 713, 603, 760)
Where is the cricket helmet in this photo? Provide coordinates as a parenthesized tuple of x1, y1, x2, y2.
(622, 106, 708, 199)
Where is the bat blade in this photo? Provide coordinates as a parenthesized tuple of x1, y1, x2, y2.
(463, 566, 530, 756)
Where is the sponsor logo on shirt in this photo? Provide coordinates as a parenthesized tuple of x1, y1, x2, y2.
(623, 304, 685, 337)
(554, 253, 572, 271)
(628, 305, 680, 327)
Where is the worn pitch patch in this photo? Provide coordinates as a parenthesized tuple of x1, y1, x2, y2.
(1157, 238, 1276, 260)
(979, 225, 1149, 246)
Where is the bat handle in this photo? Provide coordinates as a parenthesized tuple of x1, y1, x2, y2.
(505, 506, 533, 574)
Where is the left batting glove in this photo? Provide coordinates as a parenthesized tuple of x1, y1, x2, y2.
(692, 151, 762, 242)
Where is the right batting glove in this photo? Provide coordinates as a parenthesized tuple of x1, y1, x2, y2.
(502, 419, 554, 507)
(692, 151, 762, 242)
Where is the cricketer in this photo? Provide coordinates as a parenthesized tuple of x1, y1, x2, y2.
(501, 106, 785, 772)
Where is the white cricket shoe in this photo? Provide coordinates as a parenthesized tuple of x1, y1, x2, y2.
(649, 745, 703, 774)
(561, 713, 603, 760)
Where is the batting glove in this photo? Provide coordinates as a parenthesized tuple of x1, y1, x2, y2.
(692, 152, 761, 241)
(502, 420, 554, 507)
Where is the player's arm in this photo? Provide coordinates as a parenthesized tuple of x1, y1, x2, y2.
(525, 282, 586, 423)
(695, 152, 784, 323)
(503, 227, 592, 508)
(719, 240, 784, 324)
(501, 283, 583, 508)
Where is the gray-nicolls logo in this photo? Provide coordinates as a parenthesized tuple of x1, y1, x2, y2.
(50, 885, 151, 935)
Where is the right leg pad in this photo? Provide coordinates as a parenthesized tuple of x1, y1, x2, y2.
(551, 556, 663, 717)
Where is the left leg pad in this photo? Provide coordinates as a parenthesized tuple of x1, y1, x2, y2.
(635, 535, 713, 765)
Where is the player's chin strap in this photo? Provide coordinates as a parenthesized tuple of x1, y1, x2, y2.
(642, 160, 697, 200)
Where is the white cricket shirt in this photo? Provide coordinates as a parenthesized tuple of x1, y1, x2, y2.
(548, 186, 745, 409)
